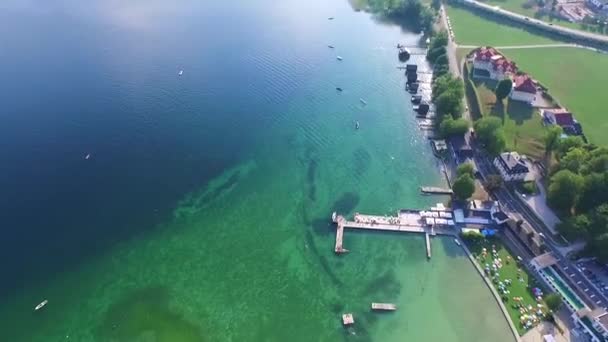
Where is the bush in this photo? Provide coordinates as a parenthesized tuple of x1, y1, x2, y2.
(521, 181, 538, 195)
(461, 230, 484, 243)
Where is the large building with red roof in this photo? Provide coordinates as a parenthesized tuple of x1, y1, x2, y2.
(472, 47, 518, 80)
(510, 74, 537, 104)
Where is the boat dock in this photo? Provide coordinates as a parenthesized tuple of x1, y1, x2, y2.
(371, 303, 397, 311)
(331, 210, 456, 257)
(420, 186, 453, 195)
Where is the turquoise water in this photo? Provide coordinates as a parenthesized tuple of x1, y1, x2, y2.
(0, 0, 514, 340)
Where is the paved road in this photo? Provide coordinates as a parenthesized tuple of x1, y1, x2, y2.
(473, 153, 608, 310)
(459, 43, 579, 50)
(461, 0, 608, 46)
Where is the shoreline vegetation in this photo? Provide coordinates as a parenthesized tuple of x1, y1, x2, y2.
(352, 0, 437, 33)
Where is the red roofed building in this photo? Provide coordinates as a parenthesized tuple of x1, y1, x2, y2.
(510, 74, 536, 104)
(542, 108, 581, 135)
(472, 46, 518, 80)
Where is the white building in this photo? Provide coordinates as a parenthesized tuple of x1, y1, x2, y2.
(472, 47, 518, 80)
(510, 74, 536, 104)
(493, 152, 530, 182)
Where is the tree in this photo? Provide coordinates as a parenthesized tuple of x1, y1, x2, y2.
(427, 46, 447, 63)
(432, 0, 442, 11)
(557, 214, 591, 241)
(457, 162, 475, 178)
(434, 54, 448, 67)
(435, 89, 463, 118)
(474, 117, 506, 156)
(560, 148, 589, 174)
(556, 136, 584, 158)
(547, 169, 584, 214)
(588, 233, 608, 263)
(453, 174, 475, 201)
(578, 172, 608, 212)
(544, 125, 563, 155)
(483, 174, 504, 193)
(495, 78, 513, 102)
(429, 30, 448, 50)
(439, 116, 469, 137)
(432, 74, 463, 101)
(544, 293, 563, 312)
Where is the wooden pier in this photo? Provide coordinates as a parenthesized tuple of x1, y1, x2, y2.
(371, 303, 397, 311)
(425, 232, 431, 259)
(331, 211, 455, 257)
(420, 186, 453, 195)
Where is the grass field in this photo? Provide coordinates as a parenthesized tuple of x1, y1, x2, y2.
(481, 0, 608, 35)
(464, 63, 547, 159)
(446, 4, 560, 46)
(504, 47, 608, 146)
(465, 236, 547, 335)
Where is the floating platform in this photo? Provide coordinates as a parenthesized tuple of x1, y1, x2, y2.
(426, 232, 431, 259)
(371, 303, 397, 311)
(420, 186, 453, 195)
(342, 313, 354, 325)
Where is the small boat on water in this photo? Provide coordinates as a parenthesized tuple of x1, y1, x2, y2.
(35, 300, 48, 311)
(328, 17, 334, 20)
(178, 70, 183, 76)
(328, 45, 335, 49)
(336, 56, 343, 61)
(84, 153, 91, 160)
(454, 239, 461, 246)
(355, 121, 360, 130)
(359, 98, 367, 105)
(336, 87, 343, 92)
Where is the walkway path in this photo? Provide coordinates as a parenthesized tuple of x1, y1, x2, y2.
(459, 43, 579, 50)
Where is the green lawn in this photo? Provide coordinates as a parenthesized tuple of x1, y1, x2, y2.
(446, 4, 560, 46)
(465, 236, 547, 335)
(481, 0, 608, 35)
(467, 66, 547, 160)
(504, 47, 608, 146)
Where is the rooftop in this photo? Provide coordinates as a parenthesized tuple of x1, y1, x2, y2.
(498, 151, 529, 173)
(513, 74, 536, 94)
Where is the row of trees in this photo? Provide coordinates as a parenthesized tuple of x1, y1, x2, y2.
(546, 136, 608, 261)
(426, 33, 470, 139)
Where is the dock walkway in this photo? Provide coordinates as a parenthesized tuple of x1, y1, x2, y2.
(332, 212, 456, 257)
(420, 186, 453, 195)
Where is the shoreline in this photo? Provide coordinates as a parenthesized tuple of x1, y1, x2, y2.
(459, 237, 522, 341)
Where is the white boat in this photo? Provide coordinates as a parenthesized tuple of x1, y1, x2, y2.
(359, 98, 367, 105)
(178, 70, 184, 76)
(336, 56, 343, 61)
(454, 239, 461, 246)
(84, 153, 91, 160)
(35, 300, 48, 311)
(355, 121, 360, 130)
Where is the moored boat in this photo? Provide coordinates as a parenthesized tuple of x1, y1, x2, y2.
(454, 239, 461, 246)
(35, 299, 48, 311)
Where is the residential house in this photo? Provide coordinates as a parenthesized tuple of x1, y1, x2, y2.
(542, 107, 582, 135)
(494, 151, 530, 182)
(510, 74, 537, 104)
(472, 47, 518, 80)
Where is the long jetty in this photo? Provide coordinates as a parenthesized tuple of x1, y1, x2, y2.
(331, 211, 455, 258)
(420, 186, 453, 195)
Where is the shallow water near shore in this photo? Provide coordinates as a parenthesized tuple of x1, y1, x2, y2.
(0, 0, 514, 340)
